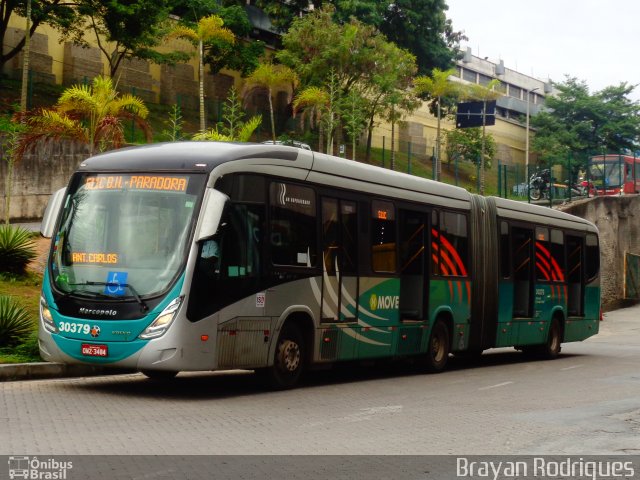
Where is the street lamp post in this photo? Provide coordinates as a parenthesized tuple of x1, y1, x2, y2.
(524, 87, 540, 181)
(525, 87, 540, 202)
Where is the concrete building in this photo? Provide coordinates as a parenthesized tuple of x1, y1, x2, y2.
(372, 47, 553, 172)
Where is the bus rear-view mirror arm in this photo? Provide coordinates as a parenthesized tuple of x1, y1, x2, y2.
(40, 188, 67, 238)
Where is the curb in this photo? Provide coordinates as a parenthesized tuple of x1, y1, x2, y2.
(0, 362, 132, 382)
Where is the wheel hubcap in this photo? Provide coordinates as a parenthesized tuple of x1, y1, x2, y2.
(432, 334, 444, 362)
(279, 340, 300, 372)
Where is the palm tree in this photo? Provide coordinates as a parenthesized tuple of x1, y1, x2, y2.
(171, 15, 235, 133)
(192, 115, 262, 142)
(243, 63, 298, 143)
(17, 75, 150, 158)
(293, 86, 329, 152)
(414, 68, 459, 182)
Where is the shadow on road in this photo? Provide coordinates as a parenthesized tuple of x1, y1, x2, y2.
(69, 348, 588, 400)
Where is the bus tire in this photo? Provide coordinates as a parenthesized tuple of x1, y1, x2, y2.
(422, 319, 450, 373)
(263, 323, 305, 389)
(141, 370, 178, 380)
(540, 318, 563, 359)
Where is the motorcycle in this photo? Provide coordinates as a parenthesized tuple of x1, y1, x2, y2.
(528, 169, 551, 201)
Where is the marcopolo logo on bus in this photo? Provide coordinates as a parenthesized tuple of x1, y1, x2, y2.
(369, 293, 399, 311)
(7, 456, 73, 479)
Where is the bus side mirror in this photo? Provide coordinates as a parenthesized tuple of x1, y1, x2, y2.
(196, 189, 229, 242)
(40, 188, 66, 238)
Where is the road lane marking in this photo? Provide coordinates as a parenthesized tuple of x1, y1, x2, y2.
(560, 364, 584, 371)
(478, 381, 513, 391)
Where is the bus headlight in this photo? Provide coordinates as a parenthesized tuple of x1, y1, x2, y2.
(40, 296, 57, 333)
(139, 296, 183, 340)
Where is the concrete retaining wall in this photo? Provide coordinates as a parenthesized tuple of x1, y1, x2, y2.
(1, 139, 87, 222)
(561, 196, 640, 311)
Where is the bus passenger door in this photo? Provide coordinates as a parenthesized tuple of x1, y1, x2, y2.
(399, 210, 426, 320)
(321, 198, 358, 322)
(566, 235, 584, 318)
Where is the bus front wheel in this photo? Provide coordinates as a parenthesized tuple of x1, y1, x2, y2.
(262, 323, 305, 389)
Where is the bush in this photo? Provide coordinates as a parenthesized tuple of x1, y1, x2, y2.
(0, 295, 33, 347)
(12, 331, 40, 359)
(0, 225, 36, 274)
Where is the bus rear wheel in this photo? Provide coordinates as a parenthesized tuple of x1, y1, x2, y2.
(540, 318, 562, 359)
(262, 323, 305, 389)
(421, 320, 450, 373)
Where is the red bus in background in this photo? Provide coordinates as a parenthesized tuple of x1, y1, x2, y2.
(589, 154, 640, 195)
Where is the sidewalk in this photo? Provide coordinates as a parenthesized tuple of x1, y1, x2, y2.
(0, 362, 121, 382)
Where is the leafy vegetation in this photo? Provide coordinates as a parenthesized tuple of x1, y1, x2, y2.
(532, 77, 640, 174)
(17, 75, 151, 157)
(170, 14, 235, 133)
(0, 225, 36, 274)
(0, 294, 33, 347)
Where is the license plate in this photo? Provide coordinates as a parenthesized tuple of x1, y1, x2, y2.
(81, 344, 108, 357)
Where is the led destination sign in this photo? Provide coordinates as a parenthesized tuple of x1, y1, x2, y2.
(83, 175, 189, 192)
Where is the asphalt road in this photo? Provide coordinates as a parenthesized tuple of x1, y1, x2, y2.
(1, 305, 639, 457)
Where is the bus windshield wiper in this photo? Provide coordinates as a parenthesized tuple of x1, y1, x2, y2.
(68, 281, 149, 312)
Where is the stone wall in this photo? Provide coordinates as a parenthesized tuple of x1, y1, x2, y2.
(4, 29, 55, 84)
(1, 140, 88, 222)
(62, 43, 103, 85)
(561, 196, 640, 311)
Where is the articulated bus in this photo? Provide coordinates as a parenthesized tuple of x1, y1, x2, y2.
(589, 154, 640, 195)
(39, 142, 601, 388)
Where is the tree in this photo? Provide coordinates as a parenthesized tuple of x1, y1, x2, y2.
(171, 1, 264, 78)
(278, 5, 418, 161)
(160, 104, 185, 142)
(0, 0, 78, 73)
(70, 0, 187, 78)
(341, 89, 367, 161)
(293, 86, 329, 153)
(171, 15, 235, 133)
(414, 68, 459, 181)
(532, 77, 640, 172)
(359, 42, 417, 163)
(444, 127, 496, 169)
(17, 75, 151, 157)
(1, 115, 25, 224)
(242, 62, 298, 143)
(463, 79, 503, 195)
(378, 0, 466, 74)
(193, 86, 262, 142)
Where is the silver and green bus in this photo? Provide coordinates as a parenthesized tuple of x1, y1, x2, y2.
(39, 142, 601, 388)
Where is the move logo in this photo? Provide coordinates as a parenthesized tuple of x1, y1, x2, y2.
(369, 293, 399, 311)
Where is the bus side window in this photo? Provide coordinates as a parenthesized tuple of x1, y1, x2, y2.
(550, 229, 565, 282)
(500, 221, 511, 278)
(535, 227, 550, 282)
(585, 234, 600, 282)
(441, 211, 469, 277)
(269, 182, 317, 267)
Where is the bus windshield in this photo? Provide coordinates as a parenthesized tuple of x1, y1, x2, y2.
(50, 173, 206, 299)
(589, 161, 622, 187)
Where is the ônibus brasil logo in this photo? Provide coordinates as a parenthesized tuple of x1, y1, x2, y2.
(369, 293, 399, 311)
(7, 456, 73, 479)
